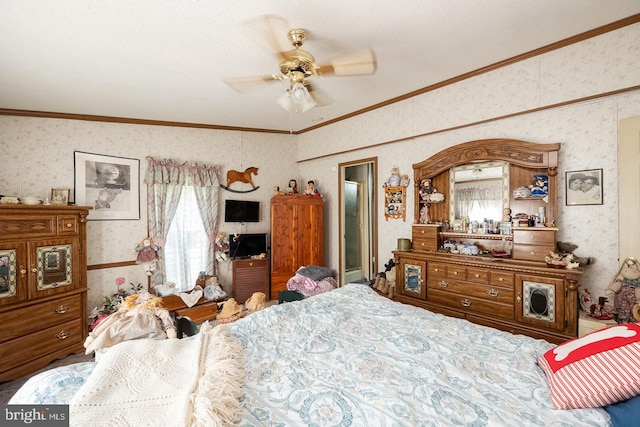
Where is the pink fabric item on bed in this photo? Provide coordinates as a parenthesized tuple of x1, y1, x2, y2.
(286, 273, 338, 296)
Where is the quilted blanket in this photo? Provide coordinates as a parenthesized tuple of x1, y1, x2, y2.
(69, 322, 245, 427)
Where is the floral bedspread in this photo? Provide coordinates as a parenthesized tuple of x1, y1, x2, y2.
(10, 284, 611, 426)
(228, 284, 611, 426)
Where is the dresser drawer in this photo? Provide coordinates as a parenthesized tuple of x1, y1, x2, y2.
(513, 245, 554, 262)
(489, 271, 515, 287)
(0, 319, 83, 375)
(513, 229, 556, 246)
(428, 262, 447, 277)
(412, 226, 440, 251)
(446, 266, 466, 280)
(0, 294, 82, 342)
(427, 278, 513, 305)
(429, 288, 513, 320)
(58, 216, 79, 234)
(0, 216, 56, 239)
(466, 267, 489, 284)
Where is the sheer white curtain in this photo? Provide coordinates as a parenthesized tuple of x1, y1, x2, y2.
(164, 187, 209, 290)
(455, 180, 502, 221)
(145, 157, 221, 291)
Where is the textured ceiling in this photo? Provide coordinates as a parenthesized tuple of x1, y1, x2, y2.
(1, 1, 639, 132)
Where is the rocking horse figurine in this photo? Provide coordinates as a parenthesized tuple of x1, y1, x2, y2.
(222, 167, 260, 193)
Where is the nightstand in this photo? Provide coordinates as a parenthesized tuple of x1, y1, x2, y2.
(578, 310, 616, 337)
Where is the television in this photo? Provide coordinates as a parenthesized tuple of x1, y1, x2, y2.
(228, 233, 268, 259)
(224, 199, 260, 223)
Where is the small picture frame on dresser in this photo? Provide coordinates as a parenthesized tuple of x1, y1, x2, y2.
(50, 188, 70, 205)
(565, 169, 603, 206)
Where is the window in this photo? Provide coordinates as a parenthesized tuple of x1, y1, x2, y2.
(164, 186, 209, 291)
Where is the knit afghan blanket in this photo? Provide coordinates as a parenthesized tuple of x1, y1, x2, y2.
(69, 322, 245, 427)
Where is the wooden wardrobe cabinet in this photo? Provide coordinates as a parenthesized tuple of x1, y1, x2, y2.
(270, 195, 324, 300)
(0, 205, 90, 381)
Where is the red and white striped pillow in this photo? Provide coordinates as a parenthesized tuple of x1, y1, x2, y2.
(538, 323, 640, 410)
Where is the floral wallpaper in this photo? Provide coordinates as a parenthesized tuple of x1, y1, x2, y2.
(1, 22, 639, 307)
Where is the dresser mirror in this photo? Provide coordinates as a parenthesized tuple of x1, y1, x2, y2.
(36, 245, 72, 290)
(448, 161, 509, 225)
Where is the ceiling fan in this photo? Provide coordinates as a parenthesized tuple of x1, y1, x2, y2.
(224, 16, 377, 113)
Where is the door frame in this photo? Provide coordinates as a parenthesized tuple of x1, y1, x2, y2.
(338, 157, 378, 285)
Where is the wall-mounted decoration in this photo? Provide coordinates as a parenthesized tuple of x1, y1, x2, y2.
(221, 167, 260, 193)
(565, 168, 603, 206)
(384, 185, 405, 221)
(74, 151, 140, 220)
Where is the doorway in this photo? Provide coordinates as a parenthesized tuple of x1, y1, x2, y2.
(339, 158, 377, 285)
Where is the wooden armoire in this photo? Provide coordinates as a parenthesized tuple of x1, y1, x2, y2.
(270, 195, 324, 300)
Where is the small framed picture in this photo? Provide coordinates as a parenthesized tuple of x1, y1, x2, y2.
(50, 188, 70, 205)
(566, 169, 603, 206)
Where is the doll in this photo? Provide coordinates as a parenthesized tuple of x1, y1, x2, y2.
(135, 237, 160, 276)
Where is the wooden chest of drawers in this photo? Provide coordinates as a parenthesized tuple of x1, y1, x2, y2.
(412, 225, 441, 251)
(512, 228, 556, 262)
(394, 250, 582, 344)
(0, 205, 90, 381)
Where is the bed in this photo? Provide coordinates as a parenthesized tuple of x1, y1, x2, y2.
(10, 283, 613, 426)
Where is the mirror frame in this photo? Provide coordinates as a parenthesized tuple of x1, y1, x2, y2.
(36, 245, 73, 290)
(448, 161, 509, 225)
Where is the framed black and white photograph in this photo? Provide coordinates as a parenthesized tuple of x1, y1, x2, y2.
(565, 168, 603, 206)
(74, 151, 140, 220)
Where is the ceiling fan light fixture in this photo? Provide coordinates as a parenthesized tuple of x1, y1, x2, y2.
(277, 83, 316, 113)
(290, 83, 309, 102)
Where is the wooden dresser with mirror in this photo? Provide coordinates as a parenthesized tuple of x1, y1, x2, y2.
(393, 139, 581, 344)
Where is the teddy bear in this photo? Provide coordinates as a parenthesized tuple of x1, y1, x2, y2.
(606, 257, 640, 323)
(556, 241, 595, 266)
(383, 166, 402, 187)
(83, 292, 177, 354)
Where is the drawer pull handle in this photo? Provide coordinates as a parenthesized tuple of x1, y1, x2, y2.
(461, 299, 472, 307)
(474, 273, 480, 278)
(55, 330, 70, 340)
(434, 268, 439, 272)
(498, 277, 504, 282)
(516, 294, 522, 303)
(421, 230, 425, 234)
(31, 267, 38, 273)
(453, 271, 458, 275)
(20, 269, 27, 275)
(487, 289, 500, 297)
(438, 281, 448, 288)
(530, 251, 536, 256)
(55, 305, 69, 314)
(66, 223, 73, 228)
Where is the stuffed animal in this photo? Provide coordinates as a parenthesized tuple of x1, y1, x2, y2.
(384, 167, 402, 187)
(606, 257, 640, 323)
(214, 232, 230, 262)
(135, 237, 160, 276)
(556, 241, 595, 266)
(83, 292, 177, 354)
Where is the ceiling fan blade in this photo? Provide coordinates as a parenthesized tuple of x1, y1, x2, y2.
(242, 14, 291, 60)
(223, 74, 282, 93)
(307, 82, 333, 107)
(317, 48, 377, 76)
